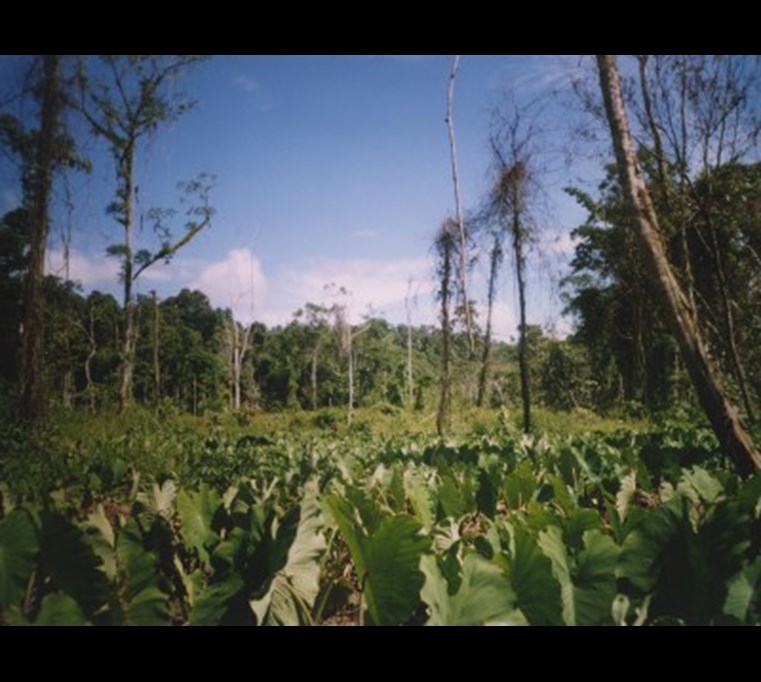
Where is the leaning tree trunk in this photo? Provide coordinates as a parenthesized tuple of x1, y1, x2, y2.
(19, 55, 62, 421)
(596, 54, 761, 477)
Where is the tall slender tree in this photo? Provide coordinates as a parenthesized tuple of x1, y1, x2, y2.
(18, 55, 63, 420)
(489, 103, 538, 433)
(435, 219, 457, 436)
(446, 55, 475, 357)
(75, 55, 212, 409)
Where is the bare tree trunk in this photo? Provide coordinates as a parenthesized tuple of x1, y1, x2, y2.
(702, 208, 756, 423)
(405, 279, 414, 409)
(436, 223, 455, 436)
(476, 234, 501, 408)
(596, 54, 761, 477)
(19, 55, 62, 421)
(513, 213, 531, 433)
(446, 55, 475, 357)
(311, 347, 318, 410)
(62, 369, 74, 408)
(228, 316, 252, 411)
(637, 55, 699, 319)
(119, 145, 136, 411)
(348, 345, 354, 427)
(152, 290, 161, 404)
(84, 303, 96, 413)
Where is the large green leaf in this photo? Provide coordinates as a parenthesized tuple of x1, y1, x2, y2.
(190, 574, 245, 626)
(361, 515, 429, 625)
(507, 526, 563, 625)
(325, 494, 366, 575)
(250, 494, 326, 625)
(39, 511, 110, 619)
(83, 504, 116, 581)
(504, 462, 538, 510)
(177, 483, 221, 570)
(35, 592, 89, 626)
(678, 466, 725, 506)
(723, 558, 761, 623)
(8, 592, 89, 626)
(404, 468, 435, 530)
(618, 499, 683, 593)
(0, 509, 38, 611)
(476, 469, 498, 518)
(537, 525, 618, 626)
(116, 518, 170, 625)
(437, 473, 461, 519)
(327, 495, 429, 625)
(421, 552, 518, 626)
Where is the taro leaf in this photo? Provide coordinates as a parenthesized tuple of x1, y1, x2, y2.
(211, 527, 249, 575)
(564, 508, 603, 552)
(404, 469, 435, 531)
(723, 557, 761, 623)
(326, 495, 366, 576)
(83, 505, 116, 581)
(508, 526, 563, 626)
(617, 499, 683, 593)
(151, 479, 177, 519)
(249, 494, 326, 625)
(177, 483, 221, 570)
(0, 509, 38, 611)
(116, 518, 170, 625)
(421, 552, 518, 626)
(326, 495, 429, 626)
(537, 525, 619, 626)
(12, 592, 89, 626)
(39, 511, 110, 619)
(504, 462, 537, 510)
(476, 469, 497, 518)
(548, 475, 576, 515)
(190, 574, 245, 626)
(615, 471, 637, 523)
(438, 474, 465, 520)
(361, 516, 429, 626)
(574, 529, 620, 625)
(345, 486, 383, 535)
(678, 466, 725, 506)
(387, 464, 406, 513)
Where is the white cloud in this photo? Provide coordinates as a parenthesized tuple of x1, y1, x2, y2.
(46, 247, 120, 285)
(189, 248, 268, 326)
(234, 74, 259, 92)
(277, 256, 435, 325)
(545, 229, 579, 256)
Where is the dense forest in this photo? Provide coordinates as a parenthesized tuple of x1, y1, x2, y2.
(1, 55, 761, 627)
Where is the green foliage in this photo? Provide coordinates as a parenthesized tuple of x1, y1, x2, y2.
(0, 510, 38, 611)
(421, 552, 520, 625)
(1, 413, 759, 626)
(326, 492, 429, 625)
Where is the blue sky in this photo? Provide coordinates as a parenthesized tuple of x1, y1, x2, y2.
(2, 55, 596, 338)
